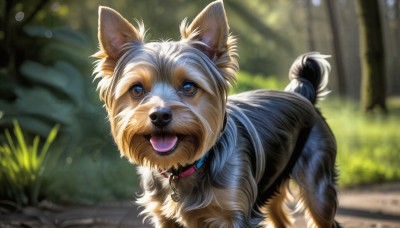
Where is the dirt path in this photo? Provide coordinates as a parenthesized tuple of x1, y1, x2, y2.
(1, 183, 399, 227)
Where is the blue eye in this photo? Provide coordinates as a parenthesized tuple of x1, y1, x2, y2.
(129, 84, 145, 98)
(181, 81, 197, 96)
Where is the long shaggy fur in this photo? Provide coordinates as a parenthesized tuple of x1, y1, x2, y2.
(93, 1, 340, 227)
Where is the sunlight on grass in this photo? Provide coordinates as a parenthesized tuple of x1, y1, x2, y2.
(320, 98, 400, 187)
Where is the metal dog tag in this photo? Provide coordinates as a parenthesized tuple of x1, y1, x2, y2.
(169, 174, 180, 202)
(171, 192, 180, 202)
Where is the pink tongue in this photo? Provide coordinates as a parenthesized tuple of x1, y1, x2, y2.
(149, 135, 178, 153)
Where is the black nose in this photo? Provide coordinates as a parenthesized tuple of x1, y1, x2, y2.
(149, 107, 172, 128)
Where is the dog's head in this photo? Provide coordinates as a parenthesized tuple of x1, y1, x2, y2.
(93, 0, 238, 170)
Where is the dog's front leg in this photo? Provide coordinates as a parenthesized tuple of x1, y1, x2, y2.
(142, 204, 182, 228)
(181, 206, 256, 228)
(138, 190, 182, 227)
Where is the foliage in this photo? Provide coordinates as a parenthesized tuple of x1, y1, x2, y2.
(0, 5, 115, 157)
(0, 121, 137, 206)
(0, 0, 122, 204)
(0, 121, 59, 205)
(0, 25, 102, 138)
(0, 2, 137, 206)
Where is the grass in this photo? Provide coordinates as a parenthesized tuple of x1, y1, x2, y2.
(0, 121, 59, 205)
(230, 71, 287, 94)
(319, 98, 400, 187)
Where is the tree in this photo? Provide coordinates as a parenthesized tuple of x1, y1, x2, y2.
(355, 0, 387, 113)
(305, 0, 316, 51)
(326, 0, 347, 96)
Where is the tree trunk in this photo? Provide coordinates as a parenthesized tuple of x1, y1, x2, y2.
(356, 0, 387, 113)
(326, 0, 347, 96)
(306, 0, 316, 51)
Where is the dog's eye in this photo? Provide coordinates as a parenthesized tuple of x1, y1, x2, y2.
(129, 84, 145, 98)
(181, 81, 197, 96)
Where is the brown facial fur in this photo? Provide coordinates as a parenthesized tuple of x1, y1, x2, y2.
(93, 3, 237, 170)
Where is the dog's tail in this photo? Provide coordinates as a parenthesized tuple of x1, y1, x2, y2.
(285, 52, 331, 104)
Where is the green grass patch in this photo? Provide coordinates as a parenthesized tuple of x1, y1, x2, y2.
(230, 71, 286, 94)
(320, 98, 400, 187)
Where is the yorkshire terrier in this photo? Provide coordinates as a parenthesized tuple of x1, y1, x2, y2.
(93, 0, 340, 227)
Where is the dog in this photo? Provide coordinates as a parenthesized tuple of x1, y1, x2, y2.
(93, 0, 340, 227)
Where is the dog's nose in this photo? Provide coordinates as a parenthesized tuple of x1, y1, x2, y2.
(149, 107, 172, 128)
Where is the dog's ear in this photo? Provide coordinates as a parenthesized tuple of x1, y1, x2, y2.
(98, 6, 142, 60)
(185, 0, 229, 59)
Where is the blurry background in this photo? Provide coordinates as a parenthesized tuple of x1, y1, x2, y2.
(0, 0, 399, 206)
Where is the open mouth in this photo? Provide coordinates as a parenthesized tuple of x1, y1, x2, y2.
(145, 133, 181, 156)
